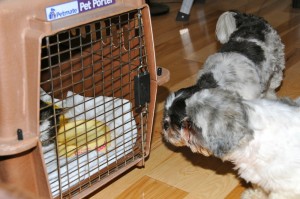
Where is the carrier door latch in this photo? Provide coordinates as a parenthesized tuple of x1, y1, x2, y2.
(134, 71, 150, 108)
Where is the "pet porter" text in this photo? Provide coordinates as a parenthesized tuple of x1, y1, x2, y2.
(78, 0, 115, 12)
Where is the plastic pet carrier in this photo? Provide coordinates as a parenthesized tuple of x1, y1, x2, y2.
(0, 0, 169, 198)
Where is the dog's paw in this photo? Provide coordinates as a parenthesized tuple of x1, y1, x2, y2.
(241, 188, 268, 199)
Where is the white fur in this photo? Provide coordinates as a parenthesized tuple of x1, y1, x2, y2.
(227, 99, 300, 198)
(216, 11, 237, 44)
(184, 88, 300, 198)
(165, 92, 176, 110)
(198, 52, 262, 100)
(40, 120, 51, 142)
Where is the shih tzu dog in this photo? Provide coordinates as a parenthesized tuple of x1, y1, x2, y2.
(163, 10, 285, 144)
(169, 88, 300, 199)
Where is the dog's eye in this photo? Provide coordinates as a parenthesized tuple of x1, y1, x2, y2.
(163, 121, 170, 130)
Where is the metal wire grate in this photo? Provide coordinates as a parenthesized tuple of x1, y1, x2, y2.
(39, 9, 149, 198)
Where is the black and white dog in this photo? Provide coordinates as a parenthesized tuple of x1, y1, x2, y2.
(176, 88, 300, 198)
(163, 10, 285, 143)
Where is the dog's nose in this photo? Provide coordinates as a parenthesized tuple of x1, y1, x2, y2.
(163, 120, 170, 131)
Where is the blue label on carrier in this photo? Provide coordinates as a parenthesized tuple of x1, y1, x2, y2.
(46, 0, 115, 21)
(46, 1, 79, 21)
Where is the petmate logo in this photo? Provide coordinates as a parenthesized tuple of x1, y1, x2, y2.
(46, 1, 79, 21)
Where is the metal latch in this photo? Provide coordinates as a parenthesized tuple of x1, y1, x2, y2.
(134, 71, 150, 108)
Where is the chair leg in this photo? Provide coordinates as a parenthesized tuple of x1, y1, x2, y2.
(176, 0, 194, 21)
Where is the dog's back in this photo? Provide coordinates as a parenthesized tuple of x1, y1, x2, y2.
(203, 10, 285, 99)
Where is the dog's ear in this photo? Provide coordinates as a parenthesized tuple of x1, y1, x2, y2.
(206, 109, 253, 158)
(180, 117, 193, 143)
(163, 85, 201, 130)
(181, 116, 213, 156)
(185, 89, 254, 158)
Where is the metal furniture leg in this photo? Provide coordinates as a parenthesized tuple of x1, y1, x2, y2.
(176, 0, 194, 21)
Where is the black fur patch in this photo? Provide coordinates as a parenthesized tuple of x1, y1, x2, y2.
(166, 85, 201, 129)
(230, 10, 270, 42)
(219, 40, 265, 65)
(197, 72, 219, 89)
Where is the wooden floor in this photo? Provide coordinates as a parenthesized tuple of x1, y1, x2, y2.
(91, 0, 300, 198)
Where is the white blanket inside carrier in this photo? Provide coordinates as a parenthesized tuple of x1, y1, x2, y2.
(41, 90, 137, 197)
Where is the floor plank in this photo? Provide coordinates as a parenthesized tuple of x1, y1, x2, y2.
(225, 185, 245, 199)
(116, 176, 188, 199)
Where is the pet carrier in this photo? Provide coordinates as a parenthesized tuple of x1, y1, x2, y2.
(0, 0, 169, 198)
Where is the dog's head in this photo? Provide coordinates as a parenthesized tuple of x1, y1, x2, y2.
(162, 73, 219, 150)
(183, 88, 254, 158)
(162, 85, 200, 147)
